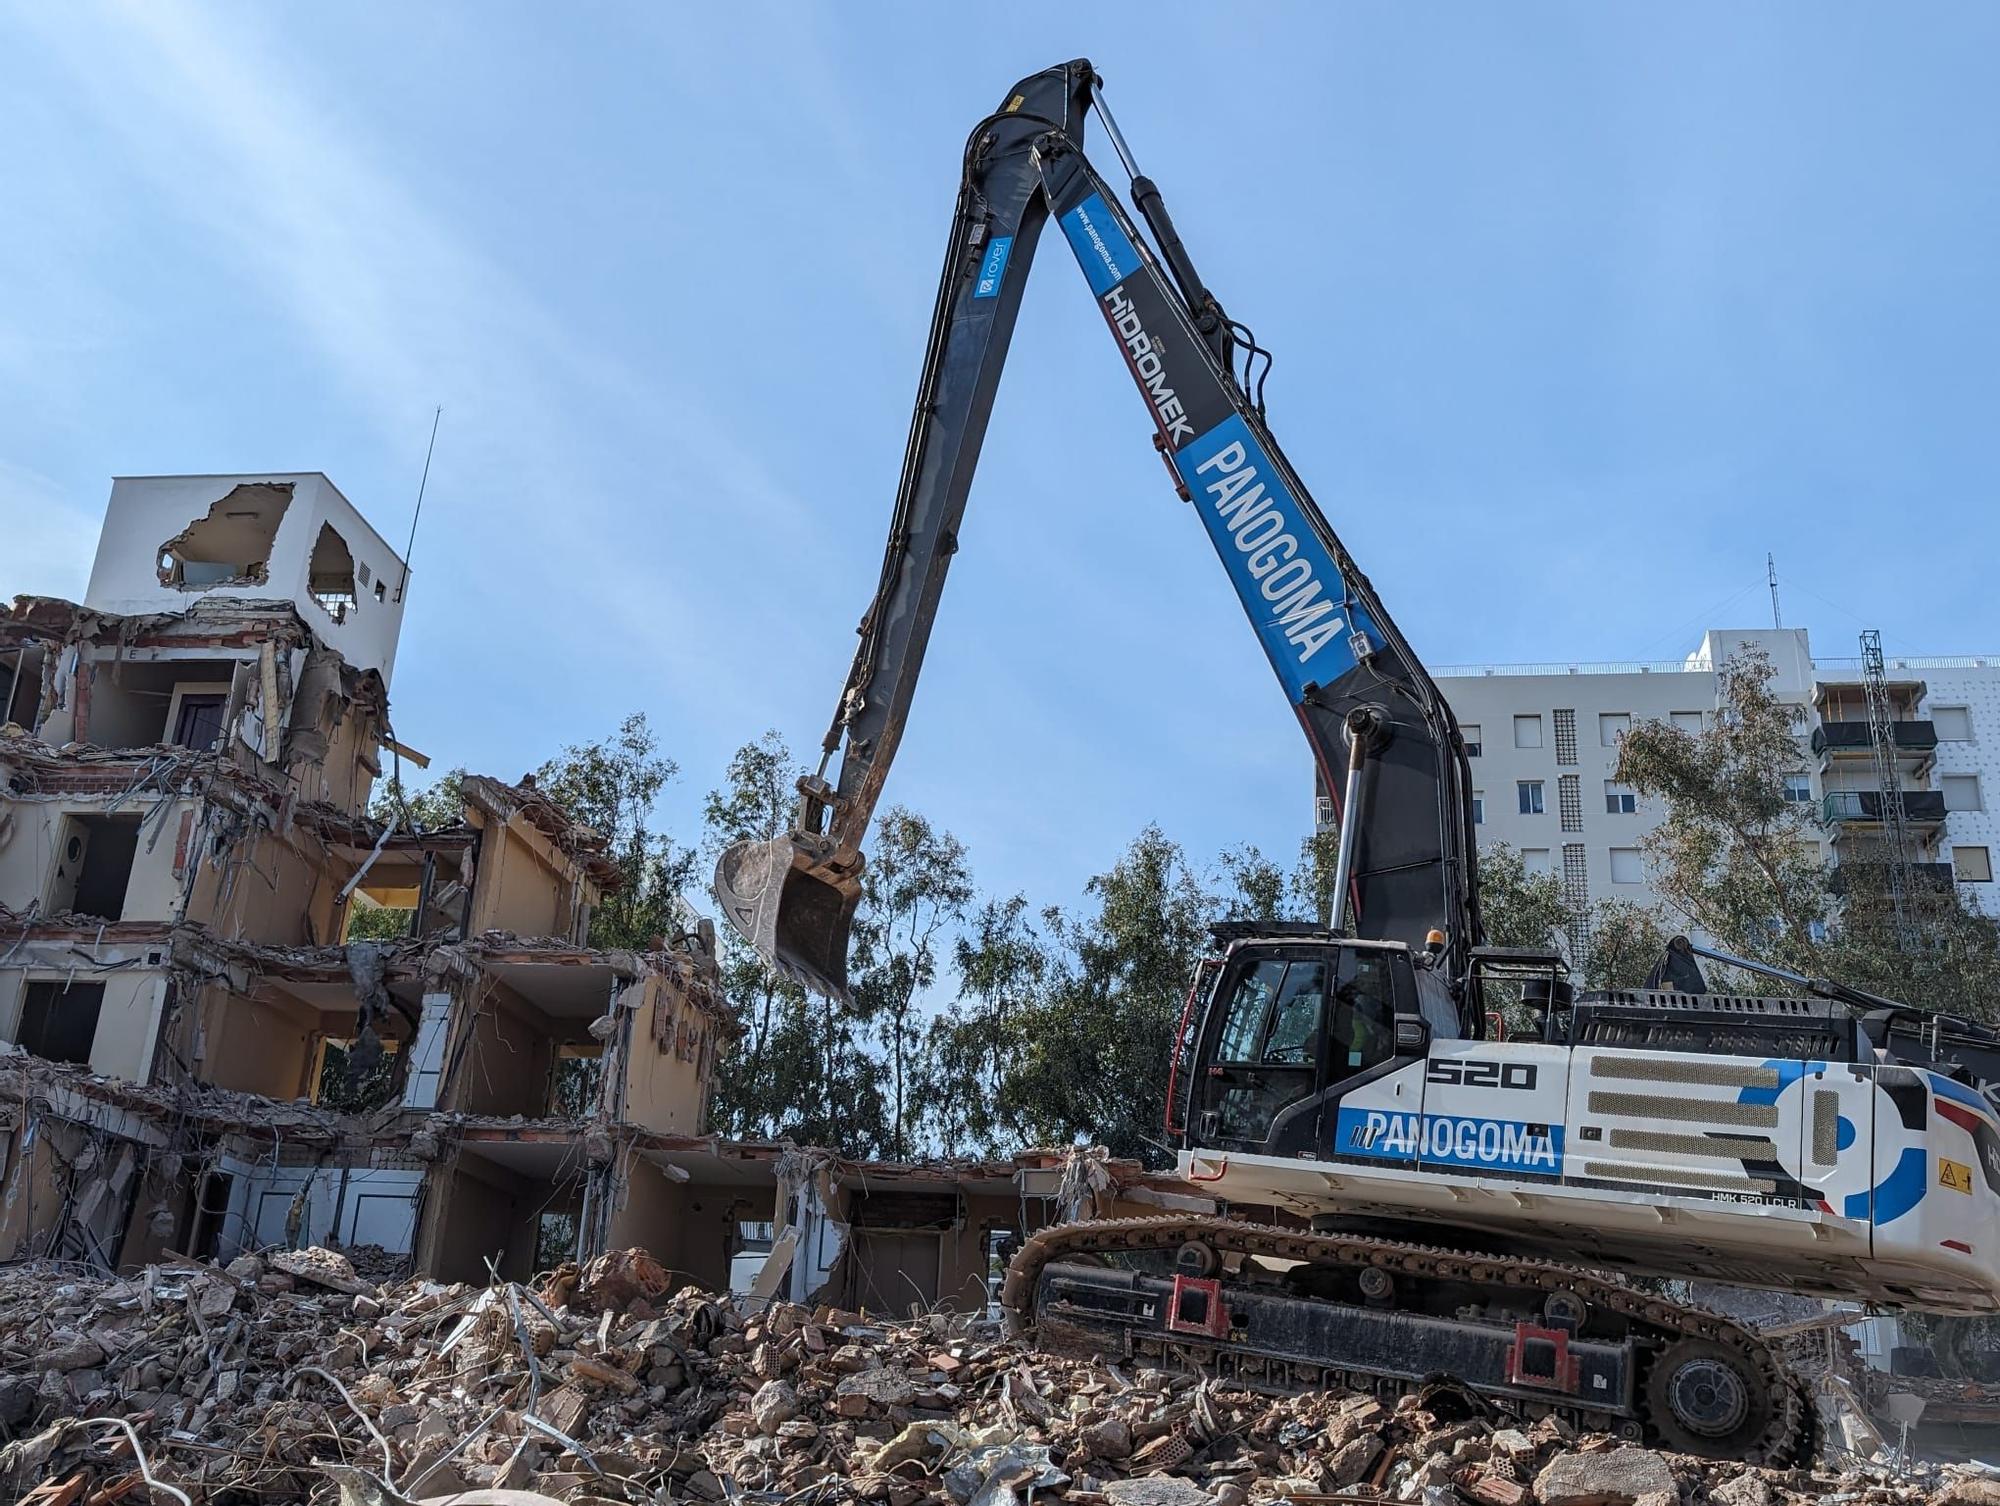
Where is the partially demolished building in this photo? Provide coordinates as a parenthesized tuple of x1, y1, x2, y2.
(0, 474, 1187, 1309)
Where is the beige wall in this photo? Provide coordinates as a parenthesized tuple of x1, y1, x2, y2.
(620, 975, 719, 1136)
(0, 1124, 63, 1260)
(444, 993, 555, 1116)
(465, 810, 586, 941)
(189, 984, 319, 1100)
(423, 1153, 576, 1286)
(608, 1158, 740, 1294)
(182, 823, 343, 946)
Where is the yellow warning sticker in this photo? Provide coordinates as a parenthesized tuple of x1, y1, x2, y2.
(1941, 1157, 1975, 1195)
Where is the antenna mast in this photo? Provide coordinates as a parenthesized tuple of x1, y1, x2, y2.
(396, 406, 442, 605)
(1767, 553, 1782, 629)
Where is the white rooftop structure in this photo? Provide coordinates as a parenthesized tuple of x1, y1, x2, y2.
(85, 473, 411, 685)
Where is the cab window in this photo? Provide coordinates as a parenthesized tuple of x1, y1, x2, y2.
(1331, 951, 1397, 1074)
(1262, 961, 1327, 1065)
(1214, 958, 1286, 1062)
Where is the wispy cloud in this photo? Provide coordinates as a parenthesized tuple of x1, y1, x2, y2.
(11, 2, 824, 724)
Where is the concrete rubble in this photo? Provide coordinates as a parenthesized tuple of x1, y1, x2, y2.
(0, 1249, 1987, 1506)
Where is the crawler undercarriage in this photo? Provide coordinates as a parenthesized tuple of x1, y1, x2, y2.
(1001, 1216, 1817, 1466)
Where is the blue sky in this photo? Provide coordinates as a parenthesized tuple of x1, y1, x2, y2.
(4, 4, 1997, 915)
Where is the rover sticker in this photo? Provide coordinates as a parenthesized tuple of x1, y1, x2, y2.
(973, 236, 1013, 299)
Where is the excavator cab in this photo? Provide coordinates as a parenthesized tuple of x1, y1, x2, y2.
(1178, 929, 1443, 1158)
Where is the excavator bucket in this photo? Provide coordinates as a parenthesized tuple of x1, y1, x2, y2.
(712, 836, 860, 1005)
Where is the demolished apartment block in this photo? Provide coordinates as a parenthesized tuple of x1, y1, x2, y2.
(0, 474, 737, 1285)
(0, 474, 1191, 1307)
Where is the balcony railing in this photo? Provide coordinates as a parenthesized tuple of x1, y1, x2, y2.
(1822, 790, 1948, 824)
(1811, 720, 1939, 756)
(1830, 861, 1957, 896)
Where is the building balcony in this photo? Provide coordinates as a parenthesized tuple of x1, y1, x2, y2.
(1811, 720, 1938, 760)
(1830, 861, 1957, 897)
(1822, 789, 1948, 828)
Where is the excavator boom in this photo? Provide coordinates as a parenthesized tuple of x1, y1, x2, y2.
(716, 60, 1478, 1003)
(715, 61, 2000, 1464)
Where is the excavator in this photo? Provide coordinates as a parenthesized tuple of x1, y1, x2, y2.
(714, 59, 2000, 1463)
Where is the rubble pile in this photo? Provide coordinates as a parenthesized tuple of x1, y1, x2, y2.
(0, 1249, 1989, 1506)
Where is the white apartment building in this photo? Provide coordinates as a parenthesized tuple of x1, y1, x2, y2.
(1427, 627, 2000, 943)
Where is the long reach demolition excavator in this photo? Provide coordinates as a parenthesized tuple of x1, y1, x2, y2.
(715, 60, 2000, 1462)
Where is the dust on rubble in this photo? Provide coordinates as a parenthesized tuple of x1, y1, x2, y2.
(0, 1248, 1984, 1506)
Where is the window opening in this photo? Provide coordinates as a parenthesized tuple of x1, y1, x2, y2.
(1600, 712, 1631, 747)
(156, 482, 291, 589)
(1955, 847, 1993, 884)
(308, 524, 359, 623)
(16, 981, 105, 1064)
(1472, 792, 1484, 825)
(1606, 781, 1638, 814)
(1514, 715, 1543, 749)
(1462, 725, 1483, 758)
(316, 1037, 399, 1110)
(552, 1048, 605, 1117)
(1782, 774, 1813, 805)
(536, 1211, 581, 1272)
(1519, 781, 1544, 815)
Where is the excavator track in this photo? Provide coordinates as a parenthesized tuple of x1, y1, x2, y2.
(1001, 1215, 1817, 1467)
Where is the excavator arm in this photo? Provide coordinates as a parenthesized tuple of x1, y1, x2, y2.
(716, 59, 1481, 1004)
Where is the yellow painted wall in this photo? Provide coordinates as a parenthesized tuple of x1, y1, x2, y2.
(464, 810, 585, 941)
(618, 975, 718, 1136)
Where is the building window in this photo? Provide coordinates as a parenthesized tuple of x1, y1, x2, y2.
(1461, 724, 1482, 758)
(1955, 846, 1993, 884)
(1782, 774, 1813, 805)
(1514, 715, 1543, 750)
(1472, 792, 1484, 825)
(1934, 706, 1973, 742)
(1600, 712, 1631, 747)
(1609, 847, 1644, 885)
(14, 981, 105, 1065)
(1522, 848, 1552, 875)
(1605, 781, 1637, 814)
(1943, 774, 1984, 812)
(1671, 711, 1704, 735)
(1518, 780, 1545, 815)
